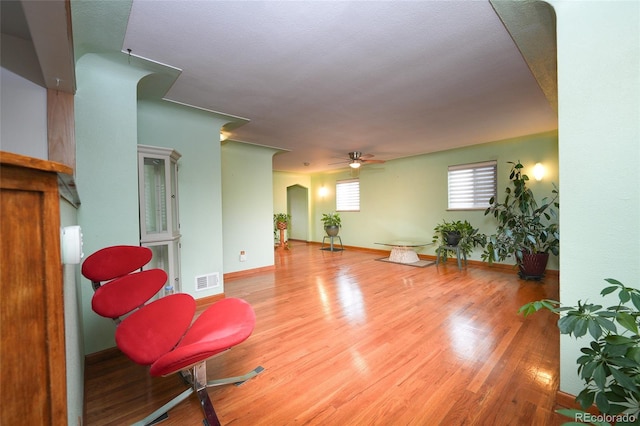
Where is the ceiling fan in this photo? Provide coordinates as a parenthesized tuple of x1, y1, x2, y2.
(331, 151, 386, 169)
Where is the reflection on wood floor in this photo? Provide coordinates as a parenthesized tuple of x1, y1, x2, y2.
(84, 241, 567, 425)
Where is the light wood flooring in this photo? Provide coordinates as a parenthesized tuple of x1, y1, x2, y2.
(84, 241, 566, 425)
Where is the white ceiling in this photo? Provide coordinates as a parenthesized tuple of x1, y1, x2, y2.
(2, 0, 558, 174)
(121, 1, 557, 173)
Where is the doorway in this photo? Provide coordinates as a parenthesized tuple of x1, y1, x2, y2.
(286, 184, 309, 241)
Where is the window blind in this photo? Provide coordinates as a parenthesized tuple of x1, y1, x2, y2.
(336, 179, 360, 211)
(448, 161, 497, 210)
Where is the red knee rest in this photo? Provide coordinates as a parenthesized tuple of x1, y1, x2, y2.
(82, 245, 153, 282)
(149, 298, 256, 377)
(116, 294, 196, 365)
(92, 269, 168, 318)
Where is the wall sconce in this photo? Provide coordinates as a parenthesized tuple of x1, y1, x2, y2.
(533, 163, 545, 181)
(220, 131, 231, 142)
(319, 186, 328, 198)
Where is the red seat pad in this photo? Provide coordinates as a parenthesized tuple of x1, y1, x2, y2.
(92, 269, 167, 318)
(116, 294, 196, 366)
(82, 245, 152, 282)
(149, 298, 256, 377)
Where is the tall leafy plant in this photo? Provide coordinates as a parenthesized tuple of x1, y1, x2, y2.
(482, 161, 559, 264)
(521, 279, 640, 424)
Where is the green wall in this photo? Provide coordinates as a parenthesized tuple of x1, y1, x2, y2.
(283, 131, 559, 269)
(550, 0, 640, 397)
(137, 100, 226, 297)
(76, 54, 153, 354)
(222, 141, 280, 273)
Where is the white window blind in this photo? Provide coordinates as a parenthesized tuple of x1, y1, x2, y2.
(336, 179, 360, 211)
(448, 161, 497, 210)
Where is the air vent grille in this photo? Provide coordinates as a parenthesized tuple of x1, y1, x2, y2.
(195, 273, 219, 291)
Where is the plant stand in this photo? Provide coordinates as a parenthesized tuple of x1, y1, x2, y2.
(435, 245, 467, 270)
(276, 222, 288, 250)
(321, 235, 343, 252)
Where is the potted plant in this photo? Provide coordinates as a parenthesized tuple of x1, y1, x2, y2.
(482, 161, 559, 280)
(274, 213, 291, 230)
(520, 278, 640, 424)
(432, 220, 487, 263)
(321, 212, 341, 237)
(273, 213, 291, 248)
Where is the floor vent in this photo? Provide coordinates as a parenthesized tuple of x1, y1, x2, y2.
(195, 273, 219, 291)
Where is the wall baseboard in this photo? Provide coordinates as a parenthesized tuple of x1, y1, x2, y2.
(195, 293, 225, 309)
(556, 390, 599, 414)
(289, 240, 559, 277)
(224, 265, 276, 281)
(85, 346, 120, 365)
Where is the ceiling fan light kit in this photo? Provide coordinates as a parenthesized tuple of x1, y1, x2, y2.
(332, 151, 385, 170)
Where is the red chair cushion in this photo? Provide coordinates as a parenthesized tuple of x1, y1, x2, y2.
(82, 245, 152, 282)
(149, 298, 256, 377)
(116, 294, 196, 366)
(91, 269, 167, 318)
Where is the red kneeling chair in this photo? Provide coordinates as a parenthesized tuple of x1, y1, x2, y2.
(82, 245, 262, 426)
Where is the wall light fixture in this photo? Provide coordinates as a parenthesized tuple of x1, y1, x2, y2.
(533, 163, 545, 181)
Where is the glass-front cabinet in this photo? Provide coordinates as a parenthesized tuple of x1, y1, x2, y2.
(138, 145, 182, 295)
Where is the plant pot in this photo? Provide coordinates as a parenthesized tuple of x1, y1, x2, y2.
(445, 231, 461, 246)
(276, 221, 288, 230)
(519, 253, 549, 280)
(325, 225, 340, 237)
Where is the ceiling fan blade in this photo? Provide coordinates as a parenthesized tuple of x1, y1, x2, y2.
(361, 159, 385, 164)
(328, 160, 349, 165)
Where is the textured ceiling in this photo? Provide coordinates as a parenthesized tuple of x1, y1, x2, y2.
(36, 0, 557, 174)
(119, 1, 557, 173)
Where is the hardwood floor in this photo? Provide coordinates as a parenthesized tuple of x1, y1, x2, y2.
(84, 241, 567, 425)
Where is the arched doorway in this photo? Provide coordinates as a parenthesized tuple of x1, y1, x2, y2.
(287, 184, 309, 242)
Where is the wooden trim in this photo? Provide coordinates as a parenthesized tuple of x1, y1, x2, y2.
(1, 150, 72, 174)
(556, 390, 599, 415)
(224, 265, 275, 280)
(296, 241, 559, 277)
(85, 346, 122, 366)
(47, 89, 76, 171)
(195, 293, 226, 309)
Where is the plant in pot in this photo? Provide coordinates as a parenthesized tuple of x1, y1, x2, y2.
(273, 213, 291, 248)
(321, 212, 341, 237)
(482, 161, 559, 280)
(432, 220, 487, 263)
(520, 278, 640, 424)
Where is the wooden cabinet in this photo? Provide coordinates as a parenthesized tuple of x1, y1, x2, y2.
(0, 151, 70, 425)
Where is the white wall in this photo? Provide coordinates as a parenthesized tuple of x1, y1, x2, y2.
(0, 67, 47, 158)
(551, 0, 640, 396)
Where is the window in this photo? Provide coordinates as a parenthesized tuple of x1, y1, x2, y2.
(448, 161, 497, 210)
(336, 179, 359, 211)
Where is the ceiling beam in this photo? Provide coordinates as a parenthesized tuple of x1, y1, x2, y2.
(491, 0, 557, 112)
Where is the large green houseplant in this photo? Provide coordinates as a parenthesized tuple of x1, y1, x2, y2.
(521, 278, 640, 425)
(432, 220, 486, 263)
(482, 161, 559, 280)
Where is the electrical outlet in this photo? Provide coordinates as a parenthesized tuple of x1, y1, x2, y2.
(240, 250, 247, 262)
